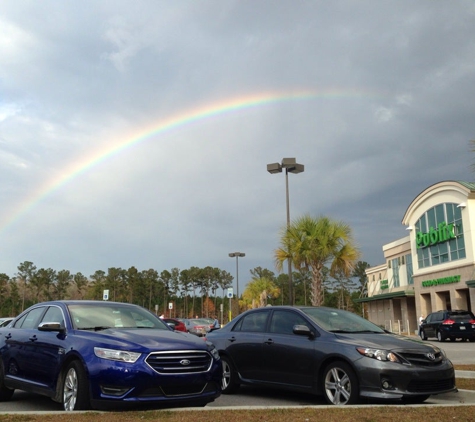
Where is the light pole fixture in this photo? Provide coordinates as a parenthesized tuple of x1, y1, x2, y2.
(267, 157, 304, 306)
(228, 252, 245, 300)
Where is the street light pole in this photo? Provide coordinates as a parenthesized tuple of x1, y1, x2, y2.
(267, 158, 304, 306)
(228, 252, 245, 300)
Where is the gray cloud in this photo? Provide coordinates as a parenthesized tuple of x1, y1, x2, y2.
(0, 1, 474, 289)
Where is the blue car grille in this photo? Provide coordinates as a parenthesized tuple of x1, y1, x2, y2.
(145, 351, 212, 374)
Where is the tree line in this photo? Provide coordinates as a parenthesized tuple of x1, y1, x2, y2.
(0, 215, 370, 321)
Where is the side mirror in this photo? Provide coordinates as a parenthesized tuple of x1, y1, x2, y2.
(38, 321, 65, 333)
(293, 324, 316, 338)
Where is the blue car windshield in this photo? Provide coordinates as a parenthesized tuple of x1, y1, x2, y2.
(68, 304, 168, 330)
(301, 307, 385, 333)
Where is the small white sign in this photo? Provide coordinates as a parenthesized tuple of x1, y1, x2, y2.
(103, 289, 109, 301)
(169, 302, 173, 309)
(227, 288, 234, 299)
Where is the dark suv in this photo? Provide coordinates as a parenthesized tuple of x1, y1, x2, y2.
(420, 310, 475, 342)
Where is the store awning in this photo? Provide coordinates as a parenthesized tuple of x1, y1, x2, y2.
(466, 280, 475, 288)
(354, 290, 415, 303)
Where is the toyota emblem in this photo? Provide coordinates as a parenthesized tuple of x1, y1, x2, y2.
(180, 359, 191, 366)
(426, 353, 436, 361)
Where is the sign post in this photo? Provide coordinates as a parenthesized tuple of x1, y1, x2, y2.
(227, 288, 234, 322)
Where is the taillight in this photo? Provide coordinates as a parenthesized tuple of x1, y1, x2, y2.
(469, 320, 475, 324)
(442, 319, 455, 325)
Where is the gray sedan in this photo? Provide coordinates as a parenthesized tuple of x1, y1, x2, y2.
(207, 306, 456, 405)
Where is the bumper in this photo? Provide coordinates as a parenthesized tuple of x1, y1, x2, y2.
(355, 360, 456, 400)
(87, 357, 222, 408)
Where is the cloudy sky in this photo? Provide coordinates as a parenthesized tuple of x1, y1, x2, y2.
(1, 1, 474, 291)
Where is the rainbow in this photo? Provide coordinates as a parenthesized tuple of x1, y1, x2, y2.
(0, 88, 374, 234)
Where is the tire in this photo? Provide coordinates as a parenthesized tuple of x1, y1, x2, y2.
(62, 360, 91, 411)
(322, 361, 359, 405)
(402, 394, 430, 404)
(437, 331, 445, 342)
(220, 355, 240, 394)
(0, 362, 14, 401)
(420, 329, 427, 341)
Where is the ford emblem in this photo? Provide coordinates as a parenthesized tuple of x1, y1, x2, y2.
(180, 359, 191, 366)
(426, 353, 436, 361)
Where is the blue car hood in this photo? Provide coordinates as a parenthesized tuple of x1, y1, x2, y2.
(75, 327, 207, 351)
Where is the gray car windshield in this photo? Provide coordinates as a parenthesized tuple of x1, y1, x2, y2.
(301, 307, 385, 333)
(68, 304, 168, 330)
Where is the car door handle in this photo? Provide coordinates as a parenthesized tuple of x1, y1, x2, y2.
(227, 336, 236, 342)
(5, 334, 11, 340)
(264, 339, 274, 345)
(29, 335, 38, 342)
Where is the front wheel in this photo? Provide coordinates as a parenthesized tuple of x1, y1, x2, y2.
(220, 355, 240, 394)
(420, 329, 427, 341)
(62, 361, 91, 411)
(322, 361, 359, 405)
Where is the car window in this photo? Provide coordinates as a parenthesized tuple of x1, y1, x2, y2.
(16, 307, 46, 329)
(41, 306, 65, 326)
(269, 310, 309, 335)
(235, 311, 269, 333)
(68, 304, 167, 330)
(449, 312, 475, 322)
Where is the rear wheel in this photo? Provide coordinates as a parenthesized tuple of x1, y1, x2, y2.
(322, 361, 359, 405)
(62, 361, 91, 411)
(437, 331, 445, 342)
(0, 363, 14, 401)
(221, 355, 240, 394)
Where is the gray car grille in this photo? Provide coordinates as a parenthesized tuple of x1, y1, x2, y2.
(145, 351, 212, 374)
(398, 350, 444, 367)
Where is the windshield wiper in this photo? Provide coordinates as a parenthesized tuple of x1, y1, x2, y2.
(331, 329, 382, 334)
(79, 326, 111, 331)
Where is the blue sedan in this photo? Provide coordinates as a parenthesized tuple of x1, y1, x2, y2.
(0, 301, 222, 410)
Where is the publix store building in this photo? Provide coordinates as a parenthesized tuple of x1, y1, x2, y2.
(360, 180, 475, 335)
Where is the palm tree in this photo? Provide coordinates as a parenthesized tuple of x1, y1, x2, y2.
(274, 215, 360, 306)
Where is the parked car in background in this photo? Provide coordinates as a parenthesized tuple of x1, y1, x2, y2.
(419, 310, 475, 342)
(0, 301, 222, 411)
(184, 319, 212, 337)
(0, 318, 14, 328)
(163, 318, 187, 332)
(207, 306, 456, 405)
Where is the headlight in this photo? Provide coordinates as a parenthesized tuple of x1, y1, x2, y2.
(206, 341, 220, 361)
(356, 347, 400, 363)
(94, 347, 141, 363)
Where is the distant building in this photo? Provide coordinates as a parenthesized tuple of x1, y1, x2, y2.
(357, 181, 475, 335)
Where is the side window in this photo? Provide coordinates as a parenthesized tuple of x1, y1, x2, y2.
(41, 306, 65, 326)
(17, 307, 46, 329)
(238, 311, 269, 332)
(270, 310, 309, 335)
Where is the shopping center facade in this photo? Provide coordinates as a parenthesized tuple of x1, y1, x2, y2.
(359, 180, 475, 335)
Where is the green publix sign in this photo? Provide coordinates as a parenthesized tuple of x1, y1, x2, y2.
(422, 275, 460, 288)
(416, 222, 457, 249)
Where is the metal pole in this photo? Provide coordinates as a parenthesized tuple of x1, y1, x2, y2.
(285, 168, 293, 305)
(235, 255, 240, 300)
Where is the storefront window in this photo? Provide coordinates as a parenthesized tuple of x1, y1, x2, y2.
(392, 258, 400, 287)
(406, 253, 413, 285)
(416, 203, 465, 269)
